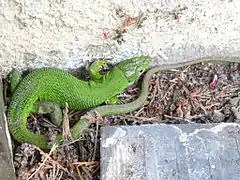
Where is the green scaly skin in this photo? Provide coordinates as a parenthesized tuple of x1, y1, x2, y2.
(8, 56, 151, 149)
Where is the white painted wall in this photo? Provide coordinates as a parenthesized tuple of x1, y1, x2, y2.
(0, 0, 240, 77)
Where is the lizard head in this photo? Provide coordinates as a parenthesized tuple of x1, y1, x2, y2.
(117, 56, 152, 85)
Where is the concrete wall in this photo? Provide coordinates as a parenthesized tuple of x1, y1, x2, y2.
(0, 0, 240, 77)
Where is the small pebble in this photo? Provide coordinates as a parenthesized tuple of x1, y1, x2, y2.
(213, 110, 225, 122)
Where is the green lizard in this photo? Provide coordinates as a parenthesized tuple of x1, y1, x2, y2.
(8, 56, 152, 149)
(8, 56, 240, 149)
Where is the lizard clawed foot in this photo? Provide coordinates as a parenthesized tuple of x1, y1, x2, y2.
(83, 111, 104, 124)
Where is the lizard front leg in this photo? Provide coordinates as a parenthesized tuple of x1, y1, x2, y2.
(89, 59, 109, 81)
(89, 59, 119, 104)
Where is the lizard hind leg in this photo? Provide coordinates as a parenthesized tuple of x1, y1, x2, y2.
(10, 69, 22, 93)
(31, 102, 63, 127)
(10, 70, 63, 127)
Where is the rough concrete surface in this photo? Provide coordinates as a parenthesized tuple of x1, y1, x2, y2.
(101, 123, 240, 180)
(0, 0, 240, 77)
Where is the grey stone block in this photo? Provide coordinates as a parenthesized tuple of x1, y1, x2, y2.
(100, 123, 240, 180)
(0, 79, 16, 180)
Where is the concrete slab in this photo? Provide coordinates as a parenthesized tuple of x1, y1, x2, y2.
(101, 123, 240, 180)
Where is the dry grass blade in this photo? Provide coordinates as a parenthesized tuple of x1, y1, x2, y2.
(47, 164, 63, 180)
(91, 122, 99, 161)
(73, 160, 83, 180)
(62, 102, 72, 141)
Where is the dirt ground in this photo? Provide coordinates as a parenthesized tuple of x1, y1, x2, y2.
(6, 61, 240, 180)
